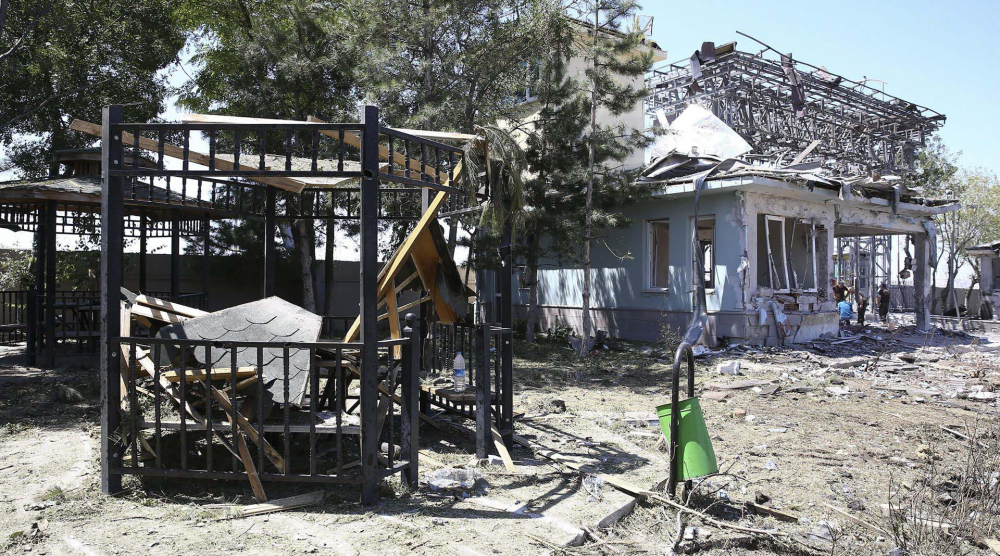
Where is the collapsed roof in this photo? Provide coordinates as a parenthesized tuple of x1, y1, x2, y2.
(646, 40, 946, 175)
(641, 40, 955, 212)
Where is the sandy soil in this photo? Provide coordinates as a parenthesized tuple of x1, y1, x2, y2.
(1, 321, 998, 556)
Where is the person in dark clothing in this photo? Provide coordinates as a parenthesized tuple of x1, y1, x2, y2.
(877, 283, 891, 323)
(832, 280, 848, 303)
(857, 293, 868, 326)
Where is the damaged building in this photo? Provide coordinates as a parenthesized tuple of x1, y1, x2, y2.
(517, 40, 958, 345)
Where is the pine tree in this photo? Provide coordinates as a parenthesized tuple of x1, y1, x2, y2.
(518, 15, 589, 342)
(572, 1, 653, 353)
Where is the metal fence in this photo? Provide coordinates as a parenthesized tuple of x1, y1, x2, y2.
(425, 320, 514, 458)
(113, 332, 419, 489)
(0, 290, 27, 345)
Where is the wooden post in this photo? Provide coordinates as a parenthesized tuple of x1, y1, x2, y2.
(138, 215, 148, 293)
(100, 105, 125, 494)
(44, 200, 56, 366)
(264, 186, 276, 298)
(401, 313, 420, 489)
(170, 210, 180, 299)
(359, 105, 381, 506)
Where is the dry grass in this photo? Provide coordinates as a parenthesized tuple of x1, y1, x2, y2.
(879, 409, 1000, 554)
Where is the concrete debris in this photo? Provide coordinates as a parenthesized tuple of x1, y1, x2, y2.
(717, 361, 742, 376)
(427, 468, 485, 492)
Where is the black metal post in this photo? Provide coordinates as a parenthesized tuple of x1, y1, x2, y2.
(100, 104, 125, 494)
(499, 224, 514, 449)
(359, 105, 381, 506)
(138, 215, 147, 293)
(25, 287, 36, 366)
(201, 213, 210, 308)
(475, 323, 491, 459)
(264, 186, 276, 298)
(44, 200, 56, 366)
(401, 313, 420, 489)
(29, 211, 45, 363)
(667, 343, 696, 498)
(170, 210, 180, 299)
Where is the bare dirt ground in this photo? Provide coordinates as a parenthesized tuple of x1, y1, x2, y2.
(1, 320, 999, 556)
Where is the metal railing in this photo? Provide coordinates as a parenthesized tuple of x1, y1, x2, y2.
(425, 320, 514, 458)
(0, 290, 27, 345)
(10, 289, 208, 358)
(113, 328, 420, 490)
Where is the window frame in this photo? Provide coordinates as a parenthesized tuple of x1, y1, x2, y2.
(694, 215, 716, 291)
(762, 215, 791, 292)
(645, 218, 670, 292)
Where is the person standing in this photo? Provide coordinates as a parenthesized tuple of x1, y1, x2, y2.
(857, 292, 868, 326)
(877, 283, 891, 323)
(832, 280, 848, 303)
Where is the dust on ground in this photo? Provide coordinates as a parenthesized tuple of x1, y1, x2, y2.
(1, 321, 998, 556)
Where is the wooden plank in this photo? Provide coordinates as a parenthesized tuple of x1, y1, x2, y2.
(389, 128, 478, 142)
(69, 119, 308, 193)
(385, 282, 402, 360)
(192, 375, 258, 408)
(308, 115, 450, 182)
(229, 411, 268, 502)
(746, 502, 799, 523)
(135, 294, 208, 319)
(377, 296, 431, 320)
(343, 189, 452, 342)
(130, 303, 187, 324)
(376, 271, 420, 309)
(491, 424, 516, 472)
(180, 114, 457, 183)
(162, 366, 257, 383)
(821, 503, 888, 535)
(208, 386, 286, 473)
(234, 491, 326, 517)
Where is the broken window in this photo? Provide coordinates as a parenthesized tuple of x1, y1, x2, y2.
(647, 219, 670, 290)
(757, 215, 789, 290)
(696, 216, 715, 289)
(786, 219, 818, 291)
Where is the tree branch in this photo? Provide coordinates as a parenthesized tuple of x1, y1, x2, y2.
(0, 0, 53, 64)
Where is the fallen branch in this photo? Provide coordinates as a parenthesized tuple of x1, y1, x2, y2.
(939, 425, 989, 449)
(822, 502, 888, 535)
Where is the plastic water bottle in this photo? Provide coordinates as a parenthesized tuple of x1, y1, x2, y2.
(453, 351, 466, 392)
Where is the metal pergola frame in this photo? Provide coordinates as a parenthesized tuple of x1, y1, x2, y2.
(0, 176, 226, 364)
(97, 105, 514, 505)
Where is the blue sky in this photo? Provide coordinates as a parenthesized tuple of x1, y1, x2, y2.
(641, 0, 999, 175)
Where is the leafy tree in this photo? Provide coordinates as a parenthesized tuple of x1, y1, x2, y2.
(571, 0, 653, 353)
(176, 0, 367, 312)
(939, 169, 1000, 315)
(367, 0, 553, 133)
(910, 137, 958, 313)
(1, 0, 184, 177)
